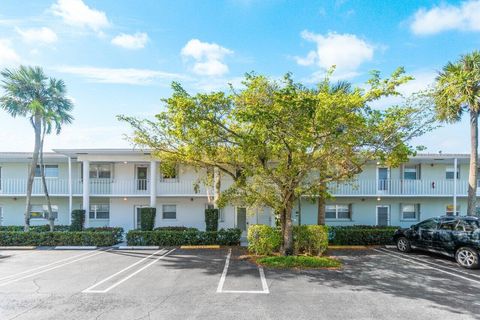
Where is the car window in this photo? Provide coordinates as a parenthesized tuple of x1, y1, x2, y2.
(457, 220, 479, 232)
(439, 221, 456, 231)
(416, 219, 438, 230)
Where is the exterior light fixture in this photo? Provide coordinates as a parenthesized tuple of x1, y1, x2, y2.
(377, 197, 381, 201)
(123, 197, 127, 201)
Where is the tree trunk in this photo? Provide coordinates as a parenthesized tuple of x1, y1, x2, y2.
(280, 200, 294, 256)
(317, 182, 326, 225)
(467, 110, 478, 216)
(213, 167, 221, 209)
(24, 114, 42, 232)
(40, 130, 55, 231)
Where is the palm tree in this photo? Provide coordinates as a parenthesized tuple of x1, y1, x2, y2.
(0, 66, 73, 231)
(434, 51, 480, 216)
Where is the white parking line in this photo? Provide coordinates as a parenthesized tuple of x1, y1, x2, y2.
(374, 249, 480, 285)
(378, 248, 480, 280)
(0, 249, 111, 287)
(83, 248, 175, 293)
(216, 248, 269, 294)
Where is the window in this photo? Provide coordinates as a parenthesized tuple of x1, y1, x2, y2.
(416, 218, 438, 230)
(401, 204, 419, 220)
(162, 204, 176, 219)
(446, 204, 460, 216)
(403, 166, 419, 180)
(30, 205, 58, 219)
(35, 165, 59, 178)
(446, 167, 459, 180)
(325, 204, 351, 220)
(89, 204, 110, 220)
(160, 162, 177, 180)
(206, 203, 224, 222)
(89, 164, 112, 179)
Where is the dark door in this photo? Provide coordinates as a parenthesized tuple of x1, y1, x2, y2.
(415, 218, 438, 248)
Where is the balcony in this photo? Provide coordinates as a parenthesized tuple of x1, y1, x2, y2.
(0, 178, 475, 197)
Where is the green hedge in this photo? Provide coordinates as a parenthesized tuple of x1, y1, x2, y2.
(0, 225, 71, 232)
(140, 207, 156, 231)
(328, 226, 397, 245)
(0, 231, 118, 246)
(84, 227, 124, 243)
(247, 225, 329, 256)
(205, 208, 219, 231)
(70, 209, 85, 231)
(153, 226, 198, 231)
(127, 228, 241, 246)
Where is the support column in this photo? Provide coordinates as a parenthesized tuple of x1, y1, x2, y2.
(454, 157, 458, 216)
(68, 156, 73, 224)
(150, 160, 157, 208)
(82, 160, 90, 227)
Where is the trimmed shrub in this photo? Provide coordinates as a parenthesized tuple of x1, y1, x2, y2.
(328, 226, 397, 245)
(140, 207, 156, 231)
(293, 225, 328, 256)
(70, 210, 85, 231)
(0, 231, 118, 246)
(85, 227, 124, 243)
(248, 225, 281, 255)
(0, 225, 70, 232)
(126, 228, 241, 246)
(205, 208, 219, 232)
(154, 226, 198, 231)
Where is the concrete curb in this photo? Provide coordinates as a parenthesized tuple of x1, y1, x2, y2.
(116, 246, 160, 250)
(0, 246, 36, 250)
(54, 246, 97, 250)
(180, 245, 220, 249)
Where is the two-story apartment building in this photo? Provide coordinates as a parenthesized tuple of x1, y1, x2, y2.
(0, 149, 474, 234)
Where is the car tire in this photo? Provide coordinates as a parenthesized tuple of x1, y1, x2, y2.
(455, 247, 480, 269)
(396, 237, 411, 253)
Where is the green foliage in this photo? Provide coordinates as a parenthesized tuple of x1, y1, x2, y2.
(154, 226, 198, 231)
(0, 225, 70, 232)
(140, 207, 156, 231)
(70, 210, 85, 231)
(293, 225, 329, 256)
(126, 228, 241, 246)
(84, 227, 124, 243)
(205, 208, 219, 231)
(248, 224, 282, 255)
(248, 224, 328, 256)
(328, 226, 396, 245)
(0, 231, 118, 246)
(257, 255, 341, 269)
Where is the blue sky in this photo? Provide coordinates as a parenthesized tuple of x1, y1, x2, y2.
(0, 0, 479, 153)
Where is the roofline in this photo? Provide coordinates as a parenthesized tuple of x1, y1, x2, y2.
(52, 148, 151, 157)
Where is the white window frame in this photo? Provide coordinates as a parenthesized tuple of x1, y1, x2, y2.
(403, 166, 419, 180)
(325, 204, 351, 220)
(401, 203, 419, 221)
(446, 167, 459, 180)
(34, 164, 59, 178)
(87, 163, 113, 179)
(30, 205, 58, 220)
(162, 204, 177, 220)
(89, 204, 110, 220)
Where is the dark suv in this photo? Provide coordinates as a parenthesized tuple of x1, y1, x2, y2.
(393, 216, 480, 269)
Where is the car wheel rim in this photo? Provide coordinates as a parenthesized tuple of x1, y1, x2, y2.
(458, 250, 475, 267)
(398, 239, 407, 251)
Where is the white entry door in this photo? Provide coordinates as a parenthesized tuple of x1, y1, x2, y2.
(236, 207, 248, 237)
(376, 206, 390, 226)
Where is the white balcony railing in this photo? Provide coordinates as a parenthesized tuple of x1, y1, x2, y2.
(0, 178, 477, 197)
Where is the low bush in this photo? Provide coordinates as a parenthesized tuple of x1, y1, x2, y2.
(248, 224, 329, 256)
(293, 225, 328, 256)
(0, 231, 118, 246)
(126, 228, 241, 246)
(328, 226, 397, 245)
(247, 225, 281, 255)
(70, 210, 85, 231)
(205, 208, 219, 232)
(0, 225, 70, 232)
(153, 226, 198, 231)
(140, 207, 156, 231)
(256, 255, 342, 269)
(85, 227, 124, 243)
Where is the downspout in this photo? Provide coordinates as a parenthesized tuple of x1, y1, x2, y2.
(454, 157, 458, 216)
(68, 156, 72, 224)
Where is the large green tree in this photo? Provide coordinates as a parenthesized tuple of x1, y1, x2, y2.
(433, 51, 480, 216)
(120, 70, 433, 255)
(0, 66, 73, 231)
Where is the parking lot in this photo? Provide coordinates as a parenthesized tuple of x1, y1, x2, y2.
(1, 247, 480, 320)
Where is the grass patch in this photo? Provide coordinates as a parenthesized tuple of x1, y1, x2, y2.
(256, 255, 342, 269)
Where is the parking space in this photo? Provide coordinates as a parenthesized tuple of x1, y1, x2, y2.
(1, 247, 480, 319)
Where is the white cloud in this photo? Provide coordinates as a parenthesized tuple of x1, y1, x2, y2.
(16, 27, 58, 44)
(181, 39, 233, 76)
(296, 31, 374, 80)
(55, 66, 188, 85)
(111, 32, 149, 49)
(0, 39, 20, 67)
(51, 0, 110, 32)
(410, 0, 480, 35)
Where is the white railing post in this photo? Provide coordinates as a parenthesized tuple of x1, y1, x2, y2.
(68, 156, 73, 224)
(82, 160, 90, 227)
(150, 160, 157, 207)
